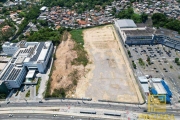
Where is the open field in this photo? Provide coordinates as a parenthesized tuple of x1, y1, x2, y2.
(75, 25, 143, 103)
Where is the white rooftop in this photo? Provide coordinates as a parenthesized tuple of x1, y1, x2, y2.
(138, 76, 148, 83)
(153, 83, 167, 94)
(141, 83, 149, 93)
(26, 70, 35, 78)
(116, 19, 137, 28)
(40, 6, 47, 11)
(151, 78, 162, 83)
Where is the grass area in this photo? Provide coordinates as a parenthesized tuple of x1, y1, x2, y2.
(70, 29, 84, 45)
(26, 90, 30, 97)
(36, 78, 41, 96)
(70, 29, 89, 66)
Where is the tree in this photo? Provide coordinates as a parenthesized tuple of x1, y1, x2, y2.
(170, 65, 173, 69)
(141, 12, 148, 23)
(38, 20, 48, 26)
(151, 13, 167, 27)
(175, 58, 179, 63)
(127, 50, 131, 57)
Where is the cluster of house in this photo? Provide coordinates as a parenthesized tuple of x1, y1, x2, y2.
(37, 0, 134, 29)
(38, 6, 114, 29)
(3, 0, 31, 7)
(0, 19, 11, 33)
(133, 0, 180, 20)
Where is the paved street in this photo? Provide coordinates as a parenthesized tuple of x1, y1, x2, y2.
(0, 100, 180, 120)
(0, 113, 106, 120)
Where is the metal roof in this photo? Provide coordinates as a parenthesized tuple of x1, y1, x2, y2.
(116, 19, 137, 28)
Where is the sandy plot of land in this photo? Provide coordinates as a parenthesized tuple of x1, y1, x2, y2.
(50, 33, 85, 97)
(75, 25, 143, 103)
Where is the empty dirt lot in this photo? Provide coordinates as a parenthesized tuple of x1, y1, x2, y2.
(75, 25, 143, 103)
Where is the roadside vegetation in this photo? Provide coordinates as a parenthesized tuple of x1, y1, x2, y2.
(70, 29, 89, 66)
(36, 78, 41, 96)
(26, 90, 30, 97)
(127, 50, 131, 57)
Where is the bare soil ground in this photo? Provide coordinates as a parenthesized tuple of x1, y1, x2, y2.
(50, 33, 85, 97)
(75, 25, 143, 103)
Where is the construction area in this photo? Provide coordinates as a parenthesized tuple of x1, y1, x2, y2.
(75, 25, 143, 103)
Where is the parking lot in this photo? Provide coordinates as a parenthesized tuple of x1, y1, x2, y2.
(127, 44, 180, 103)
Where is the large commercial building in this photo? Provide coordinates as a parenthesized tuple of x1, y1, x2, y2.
(115, 19, 180, 50)
(0, 41, 53, 89)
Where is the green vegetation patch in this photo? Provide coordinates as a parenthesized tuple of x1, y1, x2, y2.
(36, 78, 41, 96)
(115, 8, 148, 23)
(70, 29, 84, 45)
(152, 13, 180, 34)
(26, 90, 30, 97)
(27, 28, 65, 46)
(138, 58, 145, 66)
(70, 29, 89, 66)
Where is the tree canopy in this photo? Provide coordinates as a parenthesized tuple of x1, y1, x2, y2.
(27, 27, 66, 45)
(152, 13, 180, 34)
(115, 8, 148, 23)
(42, 0, 113, 13)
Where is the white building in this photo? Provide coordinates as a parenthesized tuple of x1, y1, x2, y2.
(2, 42, 19, 55)
(40, 6, 47, 12)
(114, 19, 155, 45)
(0, 41, 53, 89)
(114, 19, 180, 50)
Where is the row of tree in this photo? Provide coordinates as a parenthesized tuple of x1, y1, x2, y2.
(152, 13, 180, 34)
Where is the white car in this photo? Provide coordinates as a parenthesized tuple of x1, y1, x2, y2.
(53, 114, 57, 117)
(9, 114, 13, 117)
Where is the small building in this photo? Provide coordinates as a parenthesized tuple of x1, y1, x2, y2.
(2, 42, 19, 56)
(40, 6, 47, 12)
(138, 76, 149, 95)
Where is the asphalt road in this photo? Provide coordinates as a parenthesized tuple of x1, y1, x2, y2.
(1, 101, 180, 115)
(0, 113, 105, 120)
